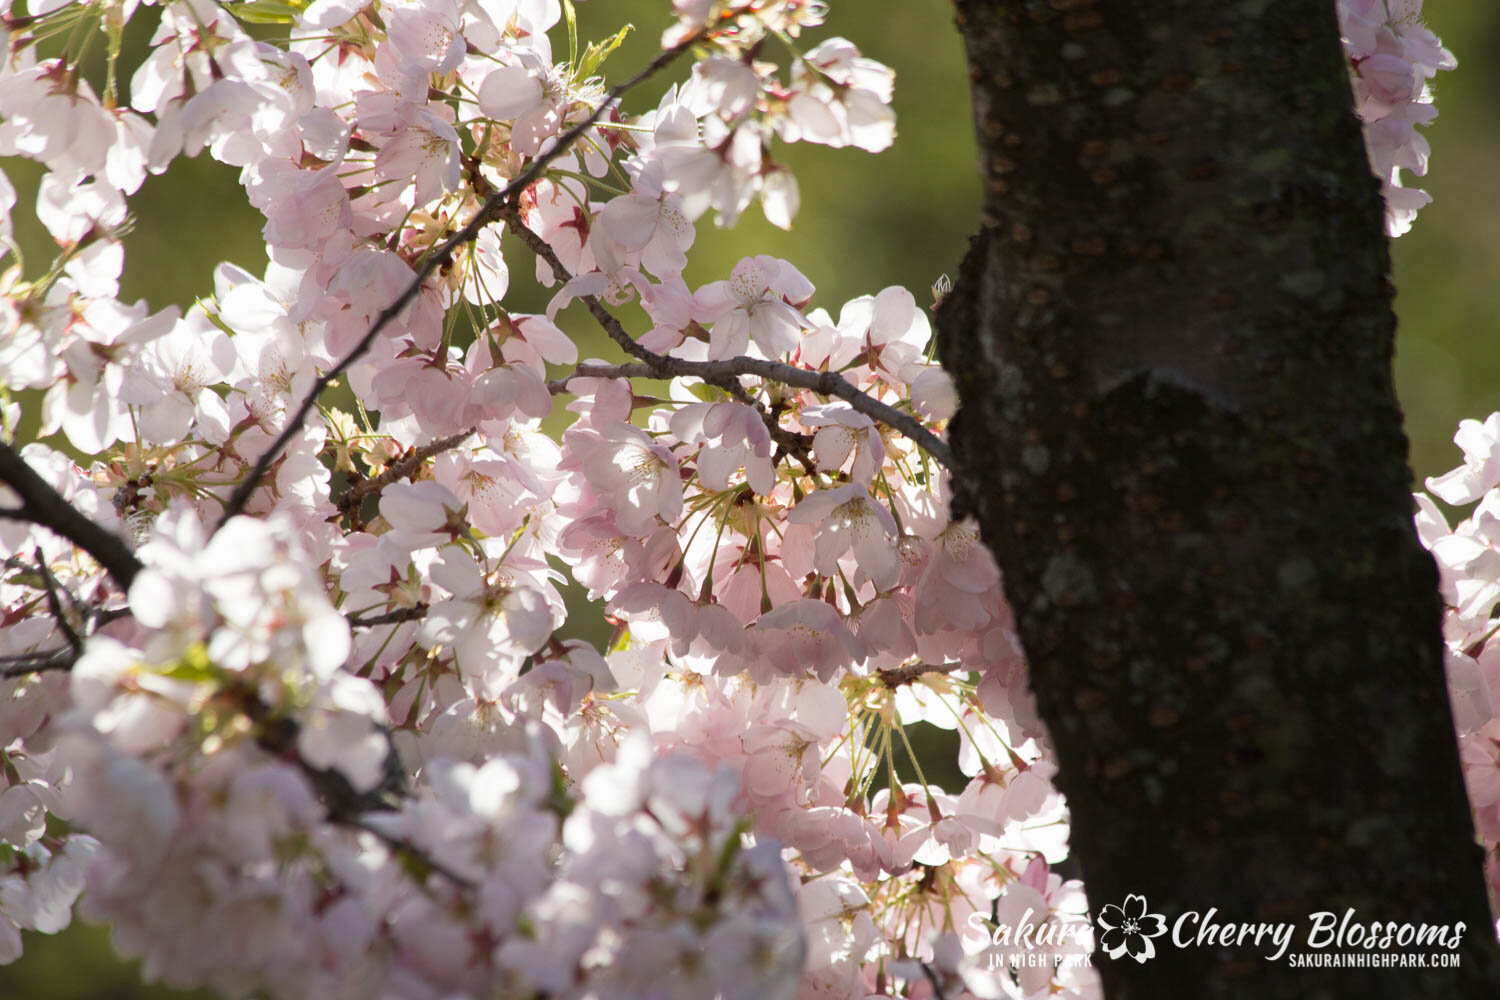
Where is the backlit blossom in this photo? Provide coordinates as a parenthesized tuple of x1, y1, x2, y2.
(0, 0, 1230, 995)
(693, 255, 813, 360)
(788, 482, 901, 590)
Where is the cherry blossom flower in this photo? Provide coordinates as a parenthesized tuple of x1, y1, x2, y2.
(567, 420, 684, 536)
(0, 2, 1141, 995)
(1338, 0, 1454, 234)
(785, 38, 896, 153)
(669, 401, 776, 494)
(1426, 413, 1500, 505)
(420, 549, 555, 688)
(751, 598, 864, 681)
(590, 178, 696, 278)
(372, 105, 463, 206)
(788, 482, 901, 590)
(478, 51, 574, 158)
(799, 402, 886, 483)
(693, 255, 813, 360)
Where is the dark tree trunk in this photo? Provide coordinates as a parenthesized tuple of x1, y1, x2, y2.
(935, 1, 1500, 995)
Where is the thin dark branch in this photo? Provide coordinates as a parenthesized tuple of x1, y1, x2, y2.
(508, 208, 816, 475)
(0, 646, 80, 677)
(0, 441, 145, 591)
(502, 204, 662, 366)
(347, 604, 430, 628)
(919, 961, 950, 1000)
(507, 204, 953, 468)
(3, 650, 473, 891)
(552, 362, 955, 469)
(1, 554, 131, 678)
(35, 547, 83, 654)
(0, 604, 135, 677)
(876, 661, 952, 688)
(345, 815, 479, 890)
(720, 376, 820, 477)
(545, 359, 813, 477)
(236, 679, 474, 888)
(94, 607, 132, 626)
(214, 18, 736, 536)
(5, 608, 469, 886)
(337, 428, 476, 515)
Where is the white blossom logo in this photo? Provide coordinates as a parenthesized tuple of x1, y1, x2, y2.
(1096, 894, 1169, 963)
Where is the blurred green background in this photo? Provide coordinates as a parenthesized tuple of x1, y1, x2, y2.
(2, 0, 1497, 995)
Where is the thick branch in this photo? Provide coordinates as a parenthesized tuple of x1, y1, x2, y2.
(941, 0, 1499, 993)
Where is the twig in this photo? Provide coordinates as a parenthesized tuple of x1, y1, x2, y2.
(35, 547, 83, 656)
(0, 551, 91, 676)
(345, 815, 479, 890)
(719, 376, 820, 476)
(545, 359, 813, 477)
(506, 205, 952, 468)
(0, 554, 132, 678)
(1, 608, 132, 678)
(234, 678, 475, 887)
(876, 661, 951, 688)
(0, 646, 80, 677)
(551, 362, 954, 469)
(347, 604, 430, 628)
(504, 204, 661, 365)
(213, 18, 737, 536)
(919, 961, 950, 1000)
(0, 441, 145, 591)
(336, 428, 476, 515)
(4, 599, 469, 889)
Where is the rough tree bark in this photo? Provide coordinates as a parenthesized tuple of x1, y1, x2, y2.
(935, 1, 1500, 996)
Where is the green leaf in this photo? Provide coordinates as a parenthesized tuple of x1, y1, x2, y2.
(713, 818, 750, 883)
(577, 24, 634, 82)
(396, 844, 434, 883)
(562, 0, 578, 72)
(684, 381, 723, 403)
(229, 0, 306, 24)
(198, 299, 237, 338)
(159, 643, 218, 683)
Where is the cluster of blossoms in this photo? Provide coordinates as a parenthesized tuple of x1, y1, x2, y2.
(1336, 0, 1455, 236)
(0, 0, 1091, 995)
(11, 510, 802, 998)
(1418, 415, 1500, 924)
(0, 0, 1458, 998)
